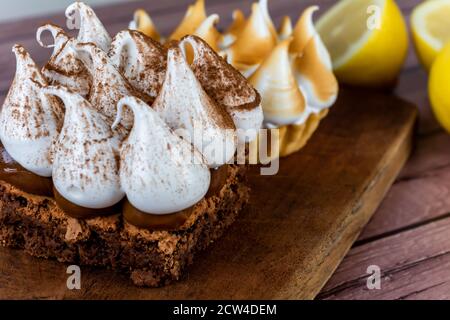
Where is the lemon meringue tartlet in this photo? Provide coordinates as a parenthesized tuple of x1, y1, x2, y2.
(130, 0, 338, 160)
(246, 3, 338, 159)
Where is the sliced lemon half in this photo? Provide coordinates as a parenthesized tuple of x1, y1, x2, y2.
(411, 0, 450, 71)
(316, 0, 408, 87)
(429, 42, 450, 133)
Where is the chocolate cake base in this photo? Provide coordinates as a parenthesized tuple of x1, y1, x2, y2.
(0, 165, 249, 287)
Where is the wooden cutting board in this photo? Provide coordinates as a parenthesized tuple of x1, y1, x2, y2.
(0, 87, 417, 300)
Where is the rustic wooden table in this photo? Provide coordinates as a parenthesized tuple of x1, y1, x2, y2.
(0, 0, 447, 300)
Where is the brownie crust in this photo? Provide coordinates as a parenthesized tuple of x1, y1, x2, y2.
(0, 165, 249, 287)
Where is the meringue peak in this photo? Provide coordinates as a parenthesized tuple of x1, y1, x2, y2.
(65, 2, 112, 52)
(108, 30, 166, 101)
(36, 23, 70, 55)
(115, 96, 210, 215)
(181, 35, 263, 142)
(194, 14, 222, 52)
(0, 45, 63, 177)
(292, 6, 338, 110)
(259, 0, 277, 38)
(130, 9, 161, 41)
(225, 0, 277, 74)
(75, 42, 150, 131)
(221, 9, 246, 48)
(37, 23, 91, 97)
(291, 5, 319, 54)
(250, 37, 307, 126)
(169, 0, 207, 41)
(42, 85, 124, 209)
(153, 44, 237, 167)
(228, 9, 246, 36)
(11, 44, 48, 85)
(278, 16, 293, 41)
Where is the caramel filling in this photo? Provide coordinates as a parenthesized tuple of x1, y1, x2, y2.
(53, 187, 122, 219)
(123, 199, 193, 230)
(206, 165, 229, 197)
(0, 145, 53, 197)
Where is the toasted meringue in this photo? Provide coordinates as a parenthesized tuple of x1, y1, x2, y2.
(75, 42, 149, 131)
(249, 108, 328, 161)
(181, 35, 263, 142)
(114, 96, 210, 214)
(129, 9, 161, 42)
(249, 38, 307, 126)
(224, 0, 277, 76)
(43, 86, 124, 209)
(193, 14, 222, 52)
(153, 44, 237, 167)
(65, 2, 112, 52)
(221, 9, 246, 48)
(169, 0, 207, 41)
(0, 45, 63, 177)
(278, 16, 293, 40)
(37, 24, 91, 97)
(260, 0, 277, 35)
(291, 6, 338, 110)
(291, 6, 316, 54)
(109, 30, 166, 101)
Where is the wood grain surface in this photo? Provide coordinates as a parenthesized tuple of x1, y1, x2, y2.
(0, 0, 447, 300)
(0, 87, 416, 299)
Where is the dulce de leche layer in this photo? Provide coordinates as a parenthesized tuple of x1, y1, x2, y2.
(0, 144, 230, 230)
(0, 145, 53, 197)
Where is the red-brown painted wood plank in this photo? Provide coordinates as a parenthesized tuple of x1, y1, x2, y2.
(358, 166, 450, 242)
(400, 132, 450, 180)
(355, 132, 450, 241)
(323, 252, 450, 300)
(319, 217, 450, 299)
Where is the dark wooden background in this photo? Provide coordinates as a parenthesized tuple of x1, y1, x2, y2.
(0, 0, 448, 299)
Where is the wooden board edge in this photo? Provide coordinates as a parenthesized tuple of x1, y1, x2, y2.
(302, 107, 418, 300)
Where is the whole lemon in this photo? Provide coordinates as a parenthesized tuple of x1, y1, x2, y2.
(429, 42, 450, 133)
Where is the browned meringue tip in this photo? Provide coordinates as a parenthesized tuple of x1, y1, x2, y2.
(225, 1, 277, 67)
(12, 43, 26, 56)
(2, 44, 63, 177)
(169, 0, 207, 41)
(11, 44, 42, 78)
(65, 1, 112, 52)
(132, 9, 161, 41)
(226, 9, 246, 36)
(291, 5, 319, 54)
(194, 14, 222, 51)
(36, 24, 69, 51)
(249, 37, 306, 125)
(108, 29, 166, 101)
(278, 16, 293, 40)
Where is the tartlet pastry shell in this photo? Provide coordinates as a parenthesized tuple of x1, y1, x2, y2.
(250, 109, 328, 162)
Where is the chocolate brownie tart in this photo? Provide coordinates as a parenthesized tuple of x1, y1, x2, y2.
(0, 2, 263, 287)
(0, 162, 248, 287)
